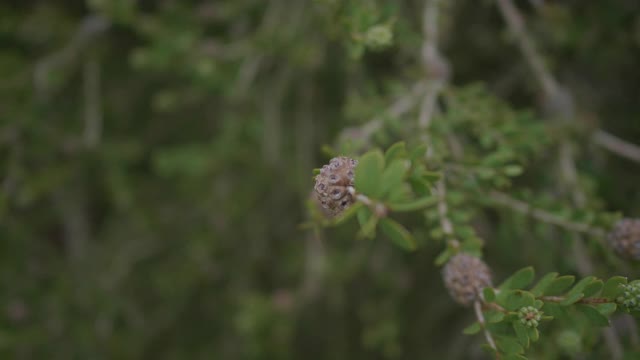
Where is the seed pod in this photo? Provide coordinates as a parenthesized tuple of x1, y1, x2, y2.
(607, 218, 640, 260)
(442, 253, 492, 306)
(314, 156, 358, 216)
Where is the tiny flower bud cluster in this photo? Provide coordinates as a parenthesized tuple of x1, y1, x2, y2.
(616, 281, 640, 311)
(518, 306, 542, 328)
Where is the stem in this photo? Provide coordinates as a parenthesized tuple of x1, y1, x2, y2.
(437, 180, 460, 250)
(539, 296, 613, 305)
(474, 300, 498, 355)
(593, 129, 640, 165)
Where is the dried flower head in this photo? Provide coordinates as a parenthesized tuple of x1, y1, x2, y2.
(607, 218, 640, 260)
(314, 156, 358, 216)
(442, 253, 492, 306)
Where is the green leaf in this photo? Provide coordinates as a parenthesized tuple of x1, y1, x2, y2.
(542, 303, 566, 319)
(530, 272, 558, 296)
(485, 310, 505, 323)
(358, 213, 379, 239)
(577, 305, 610, 326)
(565, 276, 595, 301)
(544, 275, 575, 295)
(434, 249, 451, 266)
(463, 322, 481, 335)
(355, 150, 385, 197)
(502, 290, 536, 311)
(380, 160, 408, 197)
(560, 292, 584, 305)
(384, 141, 407, 163)
(408, 144, 428, 162)
(602, 276, 627, 299)
(483, 287, 496, 303)
(582, 279, 603, 298)
(596, 302, 617, 316)
(527, 327, 539, 342)
(500, 267, 535, 290)
(357, 206, 371, 227)
(388, 195, 437, 212)
(513, 321, 530, 348)
(496, 336, 524, 355)
(379, 218, 416, 251)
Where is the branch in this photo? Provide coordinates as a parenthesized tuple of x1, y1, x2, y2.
(593, 129, 640, 164)
(495, 0, 559, 98)
(488, 190, 606, 237)
(34, 15, 110, 100)
(337, 82, 426, 148)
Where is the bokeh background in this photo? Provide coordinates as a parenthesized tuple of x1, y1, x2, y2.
(1, 1, 640, 359)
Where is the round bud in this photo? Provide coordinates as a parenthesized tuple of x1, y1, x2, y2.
(607, 218, 640, 260)
(616, 281, 640, 312)
(442, 253, 492, 306)
(314, 157, 358, 216)
(518, 306, 542, 328)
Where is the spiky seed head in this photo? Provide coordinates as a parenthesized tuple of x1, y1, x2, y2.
(442, 253, 492, 306)
(314, 156, 358, 216)
(607, 218, 640, 260)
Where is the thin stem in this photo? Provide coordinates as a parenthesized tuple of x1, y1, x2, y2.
(539, 296, 613, 305)
(474, 300, 498, 354)
(437, 180, 460, 250)
(593, 129, 640, 164)
(495, 0, 559, 97)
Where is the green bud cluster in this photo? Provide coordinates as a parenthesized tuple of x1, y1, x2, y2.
(518, 306, 542, 328)
(364, 25, 393, 50)
(616, 281, 640, 311)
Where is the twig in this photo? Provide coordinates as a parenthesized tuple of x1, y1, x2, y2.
(495, 0, 559, 98)
(337, 82, 426, 148)
(474, 300, 498, 354)
(437, 180, 460, 250)
(593, 130, 640, 164)
(34, 15, 110, 101)
(82, 58, 102, 149)
(488, 190, 606, 237)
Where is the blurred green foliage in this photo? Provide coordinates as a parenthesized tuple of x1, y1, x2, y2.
(1, 0, 640, 359)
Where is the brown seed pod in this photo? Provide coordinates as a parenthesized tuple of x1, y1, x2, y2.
(608, 218, 640, 260)
(442, 253, 492, 306)
(314, 156, 358, 216)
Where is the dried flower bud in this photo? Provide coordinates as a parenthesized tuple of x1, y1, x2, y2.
(442, 253, 492, 306)
(314, 156, 358, 216)
(607, 218, 640, 260)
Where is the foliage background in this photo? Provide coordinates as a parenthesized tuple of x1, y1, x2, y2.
(1, 0, 640, 359)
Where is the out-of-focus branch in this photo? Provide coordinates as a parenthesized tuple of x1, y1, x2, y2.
(488, 190, 606, 237)
(419, 0, 449, 131)
(495, 0, 559, 98)
(82, 59, 102, 149)
(337, 81, 426, 147)
(34, 15, 110, 100)
(593, 130, 640, 164)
